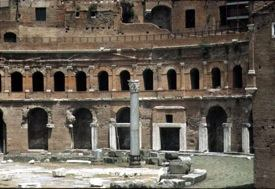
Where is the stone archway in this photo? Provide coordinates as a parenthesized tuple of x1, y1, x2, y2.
(28, 108, 48, 150)
(0, 110, 6, 153)
(73, 108, 92, 149)
(207, 106, 227, 152)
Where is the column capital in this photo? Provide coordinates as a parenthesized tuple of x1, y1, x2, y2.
(222, 122, 232, 128)
(247, 24, 255, 32)
(4, 66, 9, 70)
(202, 61, 207, 65)
(111, 64, 117, 68)
(223, 60, 228, 65)
(46, 65, 52, 70)
(24, 65, 30, 70)
(242, 123, 251, 128)
(128, 80, 140, 93)
(157, 63, 162, 68)
(200, 116, 207, 127)
(180, 62, 185, 67)
(67, 65, 73, 70)
(88, 65, 95, 70)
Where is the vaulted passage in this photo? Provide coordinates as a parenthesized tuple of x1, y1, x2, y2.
(32, 72, 44, 92)
(167, 69, 177, 90)
(150, 6, 171, 30)
(211, 67, 221, 88)
(73, 108, 92, 149)
(143, 69, 153, 90)
(160, 128, 180, 151)
(190, 68, 200, 89)
(76, 71, 87, 91)
(207, 106, 227, 152)
(98, 71, 109, 91)
(120, 70, 130, 91)
(116, 107, 130, 150)
(28, 108, 48, 150)
(4, 32, 16, 43)
(0, 111, 6, 153)
(54, 71, 65, 92)
(233, 65, 243, 88)
(11, 72, 23, 92)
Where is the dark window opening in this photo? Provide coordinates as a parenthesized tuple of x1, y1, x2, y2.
(98, 71, 109, 91)
(117, 127, 130, 150)
(167, 69, 177, 90)
(190, 68, 200, 89)
(121, 2, 134, 23)
(35, 8, 46, 21)
(75, 10, 80, 18)
(11, 72, 23, 92)
(148, 5, 171, 30)
(73, 108, 92, 149)
(186, 9, 195, 28)
(32, 72, 44, 92)
(160, 128, 180, 151)
(207, 106, 227, 152)
(211, 67, 221, 88)
(120, 70, 130, 91)
(54, 71, 65, 92)
(0, 111, 6, 153)
(143, 69, 153, 90)
(4, 32, 16, 43)
(233, 65, 242, 88)
(76, 71, 87, 91)
(28, 108, 48, 150)
(219, 6, 227, 26)
(116, 107, 130, 123)
(166, 114, 173, 123)
(88, 5, 97, 18)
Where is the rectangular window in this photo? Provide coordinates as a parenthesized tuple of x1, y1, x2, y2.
(166, 114, 173, 123)
(35, 8, 46, 21)
(219, 6, 227, 26)
(186, 9, 195, 28)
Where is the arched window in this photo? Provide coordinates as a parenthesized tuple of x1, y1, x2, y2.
(148, 6, 171, 30)
(4, 32, 16, 43)
(11, 72, 23, 92)
(233, 65, 243, 88)
(190, 68, 200, 89)
(76, 71, 87, 91)
(211, 67, 221, 88)
(120, 70, 130, 91)
(54, 71, 65, 92)
(32, 72, 44, 92)
(98, 71, 109, 91)
(143, 69, 153, 90)
(167, 69, 177, 90)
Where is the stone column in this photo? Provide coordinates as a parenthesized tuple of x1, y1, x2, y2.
(242, 123, 251, 154)
(109, 118, 117, 150)
(66, 66, 73, 92)
(90, 122, 98, 150)
(222, 121, 232, 153)
(128, 80, 140, 166)
(199, 116, 208, 152)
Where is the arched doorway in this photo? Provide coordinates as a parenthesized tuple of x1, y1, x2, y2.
(0, 110, 6, 153)
(73, 108, 92, 149)
(28, 108, 48, 150)
(116, 107, 130, 150)
(207, 106, 227, 152)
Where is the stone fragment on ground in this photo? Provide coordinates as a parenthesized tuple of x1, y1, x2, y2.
(181, 169, 207, 184)
(158, 178, 186, 188)
(52, 168, 66, 177)
(66, 160, 91, 164)
(89, 178, 109, 187)
(28, 160, 35, 164)
(7, 159, 14, 163)
(168, 159, 191, 174)
(0, 174, 12, 181)
(18, 183, 41, 188)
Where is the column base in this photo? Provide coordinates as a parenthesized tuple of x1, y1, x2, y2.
(129, 155, 141, 167)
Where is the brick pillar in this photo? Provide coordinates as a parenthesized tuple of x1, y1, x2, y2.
(180, 62, 186, 90)
(89, 65, 95, 92)
(4, 66, 10, 93)
(111, 65, 117, 91)
(156, 63, 163, 91)
(203, 61, 208, 89)
(45, 65, 52, 92)
(224, 60, 229, 89)
(24, 65, 30, 93)
(66, 66, 73, 92)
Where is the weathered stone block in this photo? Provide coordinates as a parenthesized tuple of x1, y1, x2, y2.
(18, 183, 41, 188)
(165, 152, 178, 160)
(168, 159, 191, 174)
(52, 168, 66, 177)
(158, 179, 186, 188)
(182, 169, 207, 184)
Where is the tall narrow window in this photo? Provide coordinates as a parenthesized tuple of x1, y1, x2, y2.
(76, 71, 87, 91)
(54, 71, 65, 92)
(167, 69, 177, 90)
(32, 71, 44, 92)
(211, 67, 221, 88)
(120, 70, 130, 91)
(190, 68, 200, 89)
(143, 69, 153, 90)
(166, 114, 173, 123)
(11, 72, 23, 92)
(35, 8, 46, 21)
(233, 65, 243, 88)
(219, 6, 227, 26)
(186, 9, 195, 28)
(98, 71, 109, 91)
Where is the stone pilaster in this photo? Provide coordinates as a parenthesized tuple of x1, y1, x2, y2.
(156, 63, 163, 91)
(242, 123, 251, 154)
(128, 80, 140, 166)
(180, 62, 185, 90)
(89, 65, 95, 92)
(24, 65, 30, 93)
(222, 121, 232, 153)
(199, 116, 208, 152)
(45, 65, 52, 93)
(4, 66, 10, 93)
(224, 60, 229, 89)
(111, 65, 117, 91)
(66, 66, 73, 92)
(203, 61, 208, 89)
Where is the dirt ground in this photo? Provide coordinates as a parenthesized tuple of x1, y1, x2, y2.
(0, 154, 253, 188)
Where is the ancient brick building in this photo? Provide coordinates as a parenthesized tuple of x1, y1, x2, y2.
(0, 0, 254, 168)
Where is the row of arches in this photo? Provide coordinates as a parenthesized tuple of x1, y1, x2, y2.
(190, 65, 243, 89)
